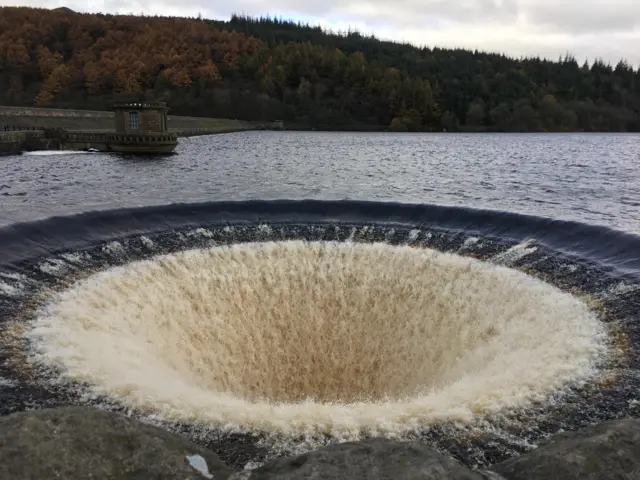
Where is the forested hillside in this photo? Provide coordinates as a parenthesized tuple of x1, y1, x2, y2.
(1, 7, 639, 131)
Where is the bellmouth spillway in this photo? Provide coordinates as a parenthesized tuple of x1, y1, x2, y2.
(0, 200, 638, 469)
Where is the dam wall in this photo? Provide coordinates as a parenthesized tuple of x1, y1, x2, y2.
(0, 106, 257, 132)
(0, 105, 270, 155)
(0, 129, 103, 155)
(0, 107, 114, 131)
(61, 132, 109, 151)
(0, 130, 59, 155)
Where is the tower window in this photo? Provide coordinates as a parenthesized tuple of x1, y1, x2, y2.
(130, 111, 139, 131)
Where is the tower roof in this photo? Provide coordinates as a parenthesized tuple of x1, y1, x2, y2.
(112, 102, 168, 111)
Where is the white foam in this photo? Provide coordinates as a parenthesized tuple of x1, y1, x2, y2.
(28, 241, 607, 441)
(21, 150, 96, 156)
(561, 264, 579, 273)
(0, 377, 17, 387)
(38, 259, 68, 275)
(0, 280, 20, 296)
(463, 237, 480, 247)
(492, 240, 538, 265)
(140, 236, 155, 249)
(0, 272, 27, 281)
(345, 227, 357, 242)
(407, 229, 420, 241)
(0, 271, 33, 293)
(186, 228, 214, 239)
(60, 253, 87, 264)
(605, 281, 639, 297)
(102, 241, 125, 255)
(256, 224, 273, 235)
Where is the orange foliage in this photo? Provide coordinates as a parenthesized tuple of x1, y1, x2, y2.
(36, 46, 63, 77)
(5, 41, 30, 67)
(36, 64, 72, 105)
(198, 60, 221, 83)
(163, 67, 192, 88)
(0, 7, 262, 103)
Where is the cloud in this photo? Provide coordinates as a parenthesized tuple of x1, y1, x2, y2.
(523, 0, 640, 34)
(1, 0, 638, 65)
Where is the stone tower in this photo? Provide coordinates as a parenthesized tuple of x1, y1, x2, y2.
(108, 102, 177, 154)
(113, 102, 169, 134)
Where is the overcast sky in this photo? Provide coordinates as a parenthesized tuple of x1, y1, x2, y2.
(3, 0, 639, 66)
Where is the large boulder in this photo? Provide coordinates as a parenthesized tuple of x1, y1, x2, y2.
(490, 418, 640, 480)
(0, 406, 235, 479)
(241, 438, 498, 480)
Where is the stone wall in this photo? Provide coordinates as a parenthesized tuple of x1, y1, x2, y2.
(1, 407, 639, 479)
(140, 109, 164, 132)
(61, 132, 109, 152)
(0, 105, 255, 132)
(0, 130, 59, 156)
(115, 108, 167, 134)
(0, 106, 114, 119)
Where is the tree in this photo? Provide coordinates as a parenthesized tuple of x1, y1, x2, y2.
(35, 64, 71, 106)
(489, 102, 511, 131)
(197, 60, 221, 84)
(389, 116, 408, 131)
(466, 101, 486, 129)
(36, 46, 63, 78)
(0, 6, 639, 131)
(540, 94, 562, 130)
(5, 40, 30, 67)
(164, 66, 192, 88)
(440, 110, 459, 131)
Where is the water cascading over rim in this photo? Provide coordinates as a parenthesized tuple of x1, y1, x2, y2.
(27, 240, 607, 438)
(0, 200, 637, 469)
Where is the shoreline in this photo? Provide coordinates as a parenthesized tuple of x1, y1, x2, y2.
(0, 128, 254, 156)
(0, 106, 267, 155)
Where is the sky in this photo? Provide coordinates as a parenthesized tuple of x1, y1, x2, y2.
(2, 0, 639, 66)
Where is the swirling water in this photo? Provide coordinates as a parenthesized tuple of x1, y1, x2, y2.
(1, 131, 639, 233)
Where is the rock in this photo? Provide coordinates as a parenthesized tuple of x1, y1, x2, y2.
(0, 406, 234, 479)
(244, 438, 495, 479)
(490, 418, 640, 480)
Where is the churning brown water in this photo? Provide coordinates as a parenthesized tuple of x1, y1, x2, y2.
(28, 241, 607, 438)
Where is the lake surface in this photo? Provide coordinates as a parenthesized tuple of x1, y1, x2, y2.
(1, 131, 639, 234)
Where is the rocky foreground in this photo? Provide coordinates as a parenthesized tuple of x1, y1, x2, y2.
(0, 407, 638, 479)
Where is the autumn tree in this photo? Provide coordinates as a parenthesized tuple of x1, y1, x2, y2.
(36, 46, 63, 78)
(5, 40, 30, 68)
(35, 64, 71, 106)
(0, 6, 639, 130)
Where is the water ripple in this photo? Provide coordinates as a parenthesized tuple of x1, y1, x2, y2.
(0, 132, 638, 234)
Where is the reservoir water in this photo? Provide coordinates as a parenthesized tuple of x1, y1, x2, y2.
(1, 131, 639, 233)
